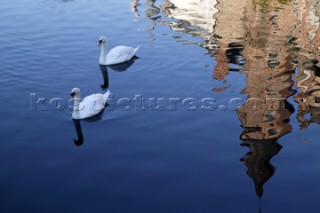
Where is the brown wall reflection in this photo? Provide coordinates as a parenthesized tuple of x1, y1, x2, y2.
(292, 0, 320, 129)
(236, 0, 297, 198)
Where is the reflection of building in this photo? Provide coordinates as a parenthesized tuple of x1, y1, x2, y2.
(160, 0, 296, 198)
(132, 0, 320, 198)
(160, 0, 245, 91)
(161, 0, 218, 52)
(292, 0, 320, 129)
(213, 0, 247, 80)
(157, 0, 298, 198)
(236, 0, 297, 197)
(133, 0, 246, 84)
(131, 0, 161, 44)
(162, 0, 217, 34)
(237, 0, 296, 140)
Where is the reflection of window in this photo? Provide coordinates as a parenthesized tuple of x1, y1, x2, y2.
(226, 43, 245, 66)
(268, 129, 277, 136)
(314, 66, 320, 77)
(264, 113, 275, 122)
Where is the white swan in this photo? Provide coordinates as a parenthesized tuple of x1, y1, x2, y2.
(70, 88, 111, 119)
(98, 36, 140, 65)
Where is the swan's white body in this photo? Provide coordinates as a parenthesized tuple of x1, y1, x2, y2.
(71, 88, 111, 120)
(99, 36, 139, 65)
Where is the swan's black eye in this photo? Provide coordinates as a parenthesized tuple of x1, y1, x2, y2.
(99, 40, 102, 43)
(70, 92, 75, 97)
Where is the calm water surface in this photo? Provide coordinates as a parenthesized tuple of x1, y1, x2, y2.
(1, 0, 320, 212)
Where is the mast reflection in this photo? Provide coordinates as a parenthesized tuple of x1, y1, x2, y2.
(107, 56, 138, 72)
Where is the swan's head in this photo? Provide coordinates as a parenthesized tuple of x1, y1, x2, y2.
(98, 36, 106, 46)
(70, 88, 80, 98)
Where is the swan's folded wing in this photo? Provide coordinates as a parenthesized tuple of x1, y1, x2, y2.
(79, 94, 105, 119)
(106, 46, 135, 65)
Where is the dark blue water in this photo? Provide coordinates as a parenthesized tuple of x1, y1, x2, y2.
(1, 0, 320, 212)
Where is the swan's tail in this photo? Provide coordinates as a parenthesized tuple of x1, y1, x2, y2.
(133, 46, 140, 55)
(103, 90, 111, 104)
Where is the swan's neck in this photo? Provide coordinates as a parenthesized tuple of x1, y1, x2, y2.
(99, 43, 107, 65)
(72, 94, 81, 119)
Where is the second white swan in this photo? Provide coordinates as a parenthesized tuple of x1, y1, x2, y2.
(98, 36, 140, 65)
(70, 88, 111, 120)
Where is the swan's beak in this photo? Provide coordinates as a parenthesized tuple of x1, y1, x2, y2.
(98, 41, 102, 47)
(70, 92, 75, 99)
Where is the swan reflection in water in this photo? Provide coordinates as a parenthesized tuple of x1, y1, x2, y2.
(72, 119, 83, 146)
(99, 56, 137, 88)
(71, 71, 109, 146)
(72, 108, 106, 146)
(99, 65, 109, 89)
(74, 59, 137, 145)
(106, 56, 138, 72)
